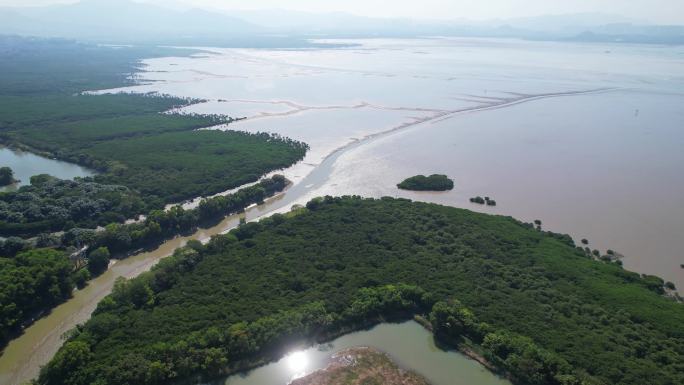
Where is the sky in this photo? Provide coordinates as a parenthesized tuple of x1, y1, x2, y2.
(2, 0, 684, 24)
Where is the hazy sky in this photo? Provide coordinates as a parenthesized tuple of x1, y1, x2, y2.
(3, 0, 684, 24)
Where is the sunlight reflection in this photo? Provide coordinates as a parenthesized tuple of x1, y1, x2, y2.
(286, 351, 309, 378)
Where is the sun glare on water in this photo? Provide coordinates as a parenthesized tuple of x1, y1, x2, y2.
(286, 351, 310, 377)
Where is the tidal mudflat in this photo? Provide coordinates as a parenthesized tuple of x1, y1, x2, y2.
(6, 36, 679, 385)
(99, 37, 684, 289)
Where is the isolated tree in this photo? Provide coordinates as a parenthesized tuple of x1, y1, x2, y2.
(0, 167, 15, 186)
(74, 269, 91, 289)
(88, 246, 111, 276)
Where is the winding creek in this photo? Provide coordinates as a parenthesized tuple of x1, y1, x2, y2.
(1, 37, 683, 384)
(0, 88, 601, 385)
(209, 321, 511, 385)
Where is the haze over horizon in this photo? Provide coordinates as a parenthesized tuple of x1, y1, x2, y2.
(2, 0, 684, 25)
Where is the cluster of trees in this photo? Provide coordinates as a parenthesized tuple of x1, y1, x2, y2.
(88, 175, 287, 255)
(0, 174, 146, 236)
(40, 280, 430, 385)
(430, 300, 595, 385)
(397, 174, 454, 191)
(0, 175, 288, 350)
(0, 248, 73, 343)
(38, 197, 684, 385)
(0, 166, 16, 186)
(0, 37, 308, 206)
(0, 37, 311, 351)
(0, 36, 205, 96)
(91, 130, 307, 203)
(0, 236, 30, 257)
(470, 196, 497, 206)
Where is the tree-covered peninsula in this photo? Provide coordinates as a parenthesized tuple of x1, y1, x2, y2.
(0, 36, 309, 347)
(0, 175, 290, 345)
(398, 174, 454, 191)
(0, 36, 308, 206)
(38, 197, 683, 385)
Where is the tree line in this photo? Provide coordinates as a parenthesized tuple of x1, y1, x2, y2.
(36, 196, 684, 385)
(0, 175, 288, 346)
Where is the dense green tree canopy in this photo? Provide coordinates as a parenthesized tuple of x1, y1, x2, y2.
(87, 247, 110, 276)
(38, 197, 684, 385)
(0, 175, 146, 237)
(0, 166, 15, 186)
(0, 36, 309, 351)
(0, 249, 73, 343)
(0, 36, 308, 206)
(397, 174, 454, 191)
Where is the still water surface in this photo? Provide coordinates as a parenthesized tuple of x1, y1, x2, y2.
(212, 321, 510, 385)
(2, 37, 683, 385)
(0, 148, 94, 191)
(309, 89, 684, 290)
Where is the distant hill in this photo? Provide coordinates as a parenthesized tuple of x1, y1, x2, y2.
(230, 9, 684, 44)
(1, 1, 683, 45)
(0, 0, 266, 45)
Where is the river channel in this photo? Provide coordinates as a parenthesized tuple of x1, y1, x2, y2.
(1, 37, 683, 384)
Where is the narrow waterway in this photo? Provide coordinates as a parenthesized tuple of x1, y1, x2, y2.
(0, 87, 624, 385)
(210, 321, 511, 385)
(2, 37, 683, 385)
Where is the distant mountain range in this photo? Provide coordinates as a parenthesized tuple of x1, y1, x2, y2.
(1, 0, 683, 46)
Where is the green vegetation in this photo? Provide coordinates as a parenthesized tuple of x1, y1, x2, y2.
(85, 175, 289, 255)
(0, 236, 30, 257)
(0, 36, 309, 346)
(0, 175, 289, 346)
(38, 197, 684, 385)
(397, 174, 454, 191)
(87, 247, 111, 277)
(0, 36, 202, 96)
(0, 36, 308, 206)
(89, 130, 305, 203)
(0, 249, 73, 343)
(0, 166, 16, 186)
(470, 196, 497, 206)
(0, 175, 146, 237)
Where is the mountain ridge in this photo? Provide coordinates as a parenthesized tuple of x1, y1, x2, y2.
(1, 1, 682, 45)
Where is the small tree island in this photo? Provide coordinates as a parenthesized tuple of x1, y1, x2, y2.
(397, 174, 454, 191)
(0, 167, 18, 186)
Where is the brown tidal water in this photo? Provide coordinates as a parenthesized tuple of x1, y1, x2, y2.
(310, 89, 684, 290)
(2, 37, 683, 385)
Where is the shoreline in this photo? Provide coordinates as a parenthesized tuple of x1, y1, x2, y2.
(4, 42, 683, 385)
(0, 185, 293, 385)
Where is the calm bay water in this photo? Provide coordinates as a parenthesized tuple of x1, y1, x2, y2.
(309, 89, 684, 289)
(112, 37, 683, 288)
(2, 37, 683, 385)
